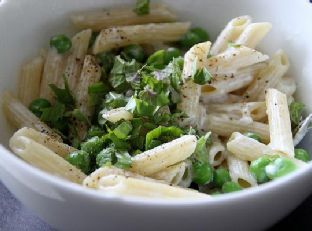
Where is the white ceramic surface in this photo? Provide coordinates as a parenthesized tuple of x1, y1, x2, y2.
(1, 0, 312, 230)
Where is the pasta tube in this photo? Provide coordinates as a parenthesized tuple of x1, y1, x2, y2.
(13, 127, 76, 158)
(205, 114, 270, 143)
(151, 162, 187, 186)
(75, 55, 101, 140)
(235, 22, 272, 48)
(209, 139, 226, 167)
(130, 135, 197, 176)
(9, 134, 86, 184)
(265, 88, 294, 158)
(178, 41, 211, 128)
(2, 91, 62, 141)
(71, 3, 177, 31)
(18, 56, 44, 106)
(207, 102, 267, 122)
(243, 50, 289, 101)
(93, 22, 190, 54)
(97, 175, 209, 199)
(211, 15, 252, 55)
(227, 132, 274, 161)
(40, 48, 66, 102)
(64, 29, 92, 92)
(83, 166, 160, 188)
(206, 46, 269, 74)
(227, 153, 257, 187)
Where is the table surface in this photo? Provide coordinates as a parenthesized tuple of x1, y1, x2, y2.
(0, 181, 311, 231)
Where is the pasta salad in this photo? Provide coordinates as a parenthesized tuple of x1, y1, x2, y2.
(3, 0, 311, 199)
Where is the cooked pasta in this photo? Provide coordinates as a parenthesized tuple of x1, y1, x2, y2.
(18, 55, 44, 106)
(9, 131, 85, 184)
(266, 88, 294, 158)
(3, 3, 309, 199)
(71, 3, 177, 31)
(210, 15, 252, 55)
(93, 22, 190, 53)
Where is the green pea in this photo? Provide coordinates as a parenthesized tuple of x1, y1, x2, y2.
(222, 181, 242, 193)
(96, 52, 115, 74)
(250, 155, 277, 183)
(192, 161, 213, 185)
(121, 45, 145, 63)
(81, 136, 105, 157)
(244, 132, 262, 142)
(295, 148, 310, 162)
(29, 98, 51, 117)
(50, 34, 72, 54)
(66, 150, 90, 174)
(147, 50, 165, 69)
(164, 47, 181, 64)
(213, 167, 231, 188)
(179, 27, 209, 48)
(265, 157, 298, 180)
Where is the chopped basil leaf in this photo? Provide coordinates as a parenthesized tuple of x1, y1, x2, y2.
(133, 0, 150, 16)
(71, 109, 90, 125)
(104, 92, 128, 110)
(113, 121, 133, 139)
(40, 101, 66, 124)
(145, 126, 183, 150)
(49, 76, 75, 107)
(109, 56, 141, 92)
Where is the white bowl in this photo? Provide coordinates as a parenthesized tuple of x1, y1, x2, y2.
(1, 0, 312, 230)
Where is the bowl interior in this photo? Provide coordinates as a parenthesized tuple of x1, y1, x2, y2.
(0, 0, 312, 160)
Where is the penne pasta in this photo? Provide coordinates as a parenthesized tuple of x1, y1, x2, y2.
(206, 46, 269, 75)
(40, 48, 66, 102)
(265, 88, 294, 158)
(243, 50, 289, 101)
(207, 102, 267, 122)
(205, 114, 270, 143)
(209, 138, 226, 166)
(177, 160, 193, 188)
(18, 56, 44, 106)
(71, 3, 177, 31)
(151, 161, 187, 186)
(235, 22, 272, 48)
(211, 15, 252, 55)
(97, 175, 209, 199)
(83, 166, 160, 189)
(227, 153, 257, 187)
(203, 62, 267, 94)
(201, 92, 243, 104)
(101, 107, 133, 123)
(13, 127, 76, 158)
(9, 133, 86, 184)
(2, 91, 62, 141)
(227, 132, 274, 161)
(178, 41, 211, 128)
(64, 29, 92, 92)
(75, 55, 101, 140)
(130, 135, 197, 176)
(93, 22, 190, 54)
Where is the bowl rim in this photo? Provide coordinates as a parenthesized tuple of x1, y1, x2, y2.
(1, 144, 311, 206)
